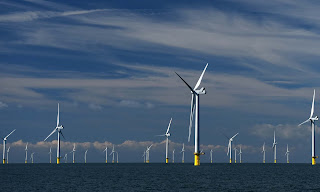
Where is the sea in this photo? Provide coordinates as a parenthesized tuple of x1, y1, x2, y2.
(1, 163, 319, 191)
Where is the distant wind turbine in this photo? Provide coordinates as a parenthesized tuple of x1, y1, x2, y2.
(142, 151, 146, 163)
(6, 147, 10, 164)
(25, 143, 28, 163)
(181, 143, 185, 163)
(156, 118, 172, 164)
(234, 148, 238, 163)
(210, 149, 213, 163)
(44, 103, 65, 164)
(84, 149, 88, 163)
(103, 146, 108, 163)
(30, 152, 35, 164)
(299, 89, 318, 165)
(70, 143, 76, 163)
(172, 149, 175, 163)
(239, 146, 242, 163)
(146, 144, 152, 163)
(116, 152, 119, 163)
(110, 145, 115, 163)
(175, 63, 208, 166)
(285, 144, 290, 163)
(49, 147, 52, 164)
(2, 129, 16, 164)
(272, 130, 277, 164)
(64, 153, 68, 163)
(227, 133, 239, 163)
(262, 142, 266, 163)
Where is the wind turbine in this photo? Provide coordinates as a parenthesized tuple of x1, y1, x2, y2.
(44, 103, 65, 164)
(239, 146, 242, 163)
(146, 144, 152, 163)
(175, 63, 208, 166)
(157, 118, 172, 164)
(25, 143, 28, 163)
(103, 146, 108, 163)
(84, 149, 88, 163)
(6, 147, 10, 164)
(70, 143, 76, 163)
(262, 142, 266, 163)
(30, 152, 35, 164)
(110, 145, 115, 163)
(172, 149, 175, 163)
(49, 147, 52, 164)
(227, 133, 239, 163)
(234, 147, 238, 163)
(64, 154, 68, 163)
(2, 129, 16, 164)
(272, 130, 277, 163)
(142, 151, 146, 163)
(116, 152, 119, 163)
(285, 144, 290, 163)
(181, 143, 185, 163)
(299, 89, 318, 165)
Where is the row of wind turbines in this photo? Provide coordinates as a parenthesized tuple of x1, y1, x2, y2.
(0, 63, 317, 165)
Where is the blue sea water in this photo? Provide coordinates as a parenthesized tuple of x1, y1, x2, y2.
(1, 163, 320, 191)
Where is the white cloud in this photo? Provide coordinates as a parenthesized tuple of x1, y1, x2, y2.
(88, 103, 102, 110)
(0, 101, 8, 108)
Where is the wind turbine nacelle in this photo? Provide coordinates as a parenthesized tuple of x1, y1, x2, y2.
(196, 87, 206, 95)
(166, 133, 171, 137)
(315, 116, 319, 120)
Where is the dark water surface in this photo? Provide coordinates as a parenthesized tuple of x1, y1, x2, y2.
(1, 163, 320, 191)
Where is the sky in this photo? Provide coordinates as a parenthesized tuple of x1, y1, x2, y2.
(1, 0, 320, 163)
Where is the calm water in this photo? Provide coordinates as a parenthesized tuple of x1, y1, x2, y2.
(1, 163, 320, 191)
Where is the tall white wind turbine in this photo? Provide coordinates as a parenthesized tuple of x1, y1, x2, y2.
(146, 144, 153, 163)
(175, 63, 208, 166)
(25, 143, 28, 164)
(110, 145, 115, 163)
(239, 146, 242, 163)
(2, 129, 16, 164)
(172, 149, 175, 163)
(272, 130, 277, 164)
(299, 89, 318, 165)
(181, 143, 185, 163)
(84, 149, 88, 163)
(6, 147, 10, 164)
(49, 147, 52, 164)
(103, 146, 108, 163)
(210, 149, 213, 163)
(70, 143, 76, 163)
(30, 152, 35, 164)
(227, 133, 239, 163)
(262, 142, 266, 163)
(44, 103, 65, 164)
(285, 144, 290, 163)
(156, 118, 172, 164)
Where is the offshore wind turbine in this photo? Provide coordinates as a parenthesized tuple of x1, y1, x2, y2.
(272, 130, 277, 163)
(44, 103, 65, 164)
(64, 154, 68, 163)
(84, 149, 88, 163)
(110, 145, 115, 163)
(239, 146, 242, 163)
(25, 143, 28, 163)
(143, 151, 146, 163)
(285, 144, 290, 163)
(234, 148, 238, 163)
(172, 149, 175, 163)
(70, 143, 76, 163)
(49, 147, 52, 164)
(2, 129, 16, 164)
(156, 118, 172, 164)
(262, 142, 266, 163)
(103, 146, 108, 163)
(175, 63, 208, 166)
(116, 152, 119, 163)
(146, 144, 153, 163)
(210, 149, 213, 163)
(30, 152, 34, 164)
(6, 147, 10, 164)
(227, 133, 239, 163)
(181, 143, 185, 163)
(299, 89, 318, 165)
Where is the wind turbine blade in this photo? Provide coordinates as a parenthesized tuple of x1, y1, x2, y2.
(298, 119, 309, 126)
(166, 118, 172, 134)
(194, 63, 208, 90)
(4, 129, 16, 139)
(231, 133, 239, 140)
(175, 72, 196, 94)
(57, 103, 60, 127)
(310, 89, 315, 118)
(155, 134, 166, 136)
(44, 128, 57, 141)
(59, 131, 65, 140)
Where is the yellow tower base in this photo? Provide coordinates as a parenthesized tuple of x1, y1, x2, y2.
(117, 161, 118, 163)
(312, 157, 316, 165)
(106, 160, 108, 163)
(229, 159, 232, 163)
(263, 160, 265, 163)
(25, 160, 27, 164)
(146, 160, 149, 163)
(194, 153, 200, 166)
(182, 160, 184, 163)
(112, 160, 114, 163)
(166, 158, 169, 163)
(57, 157, 60, 164)
(274, 159, 276, 163)
(287, 161, 289, 163)
(235, 160, 236, 163)
(211, 160, 212, 163)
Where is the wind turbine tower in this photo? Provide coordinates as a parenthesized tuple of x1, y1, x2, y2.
(172, 149, 175, 163)
(234, 148, 237, 163)
(272, 130, 277, 163)
(299, 89, 318, 165)
(6, 147, 10, 164)
(175, 63, 208, 166)
(239, 146, 242, 163)
(2, 129, 16, 164)
(210, 149, 213, 163)
(285, 144, 290, 163)
(30, 152, 34, 164)
(110, 145, 115, 163)
(262, 142, 266, 163)
(103, 146, 108, 163)
(157, 118, 172, 164)
(84, 149, 88, 163)
(146, 144, 152, 163)
(181, 143, 185, 163)
(44, 103, 65, 164)
(25, 143, 28, 163)
(70, 143, 76, 163)
(49, 147, 52, 164)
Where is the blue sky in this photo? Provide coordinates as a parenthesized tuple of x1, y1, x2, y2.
(0, 0, 320, 163)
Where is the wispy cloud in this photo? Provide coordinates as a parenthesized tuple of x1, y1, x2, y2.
(0, 101, 8, 108)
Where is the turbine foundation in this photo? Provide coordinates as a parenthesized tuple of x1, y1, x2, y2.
(57, 157, 60, 164)
(194, 153, 200, 166)
(312, 157, 316, 165)
(166, 158, 169, 164)
(2, 159, 5, 164)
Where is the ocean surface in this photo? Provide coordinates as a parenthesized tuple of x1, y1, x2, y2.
(1, 163, 320, 191)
